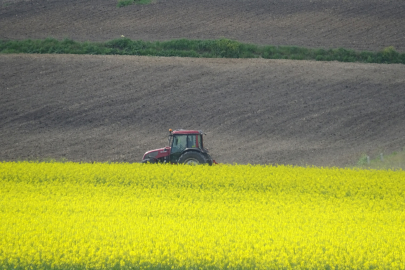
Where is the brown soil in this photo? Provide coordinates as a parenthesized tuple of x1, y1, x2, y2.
(1, 0, 405, 52)
(1, 0, 405, 166)
(1, 54, 404, 167)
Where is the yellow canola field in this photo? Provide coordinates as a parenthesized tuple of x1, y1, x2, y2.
(0, 162, 404, 270)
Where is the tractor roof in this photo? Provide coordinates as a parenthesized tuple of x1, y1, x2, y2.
(171, 129, 203, 135)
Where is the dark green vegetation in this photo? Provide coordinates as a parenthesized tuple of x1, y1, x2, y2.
(1, 38, 404, 64)
(117, 0, 151, 7)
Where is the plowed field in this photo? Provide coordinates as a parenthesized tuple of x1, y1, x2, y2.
(1, 0, 404, 166)
(1, 54, 404, 166)
(1, 0, 405, 52)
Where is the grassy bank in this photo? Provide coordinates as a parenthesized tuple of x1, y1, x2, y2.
(356, 149, 405, 170)
(1, 37, 404, 64)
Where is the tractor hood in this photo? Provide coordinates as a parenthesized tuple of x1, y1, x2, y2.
(142, 147, 170, 160)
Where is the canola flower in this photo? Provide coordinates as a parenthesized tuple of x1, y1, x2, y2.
(0, 162, 404, 269)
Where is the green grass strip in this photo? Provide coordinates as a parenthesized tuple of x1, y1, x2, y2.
(355, 149, 405, 170)
(1, 37, 404, 64)
(117, 0, 151, 7)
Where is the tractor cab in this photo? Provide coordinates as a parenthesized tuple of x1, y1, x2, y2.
(169, 130, 204, 163)
(142, 129, 215, 165)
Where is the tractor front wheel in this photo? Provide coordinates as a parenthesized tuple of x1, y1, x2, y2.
(141, 158, 156, 164)
(178, 151, 206, 165)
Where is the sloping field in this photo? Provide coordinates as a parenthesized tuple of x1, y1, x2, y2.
(1, 0, 405, 52)
(1, 54, 404, 166)
(1, 0, 404, 166)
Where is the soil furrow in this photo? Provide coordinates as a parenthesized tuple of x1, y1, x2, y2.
(1, 54, 404, 166)
(1, 0, 405, 51)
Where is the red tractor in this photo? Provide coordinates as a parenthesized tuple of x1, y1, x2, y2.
(141, 129, 216, 165)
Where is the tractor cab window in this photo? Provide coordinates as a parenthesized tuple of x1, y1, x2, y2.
(171, 134, 202, 153)
(171, 135, 187, 153)
(187, 134, 202, 149)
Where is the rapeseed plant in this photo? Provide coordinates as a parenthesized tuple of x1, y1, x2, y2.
(0, 162, 404, 269)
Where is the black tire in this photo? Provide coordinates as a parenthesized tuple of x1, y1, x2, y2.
(178, 151, 207, 165)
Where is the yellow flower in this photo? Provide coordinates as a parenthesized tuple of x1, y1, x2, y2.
(0, 162, 404, 269)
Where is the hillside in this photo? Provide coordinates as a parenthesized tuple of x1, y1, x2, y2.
(1, 0, 405, 52)
(1, 0, 405, 166)
(1, 54, 404, 166)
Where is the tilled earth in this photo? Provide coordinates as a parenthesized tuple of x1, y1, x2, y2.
(1, 0, 405, 52)
(1, 54, 404, 166)
(1, 0, 404, 166)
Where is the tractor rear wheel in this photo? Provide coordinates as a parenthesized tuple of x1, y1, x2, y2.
(178, 151, 206, 165)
